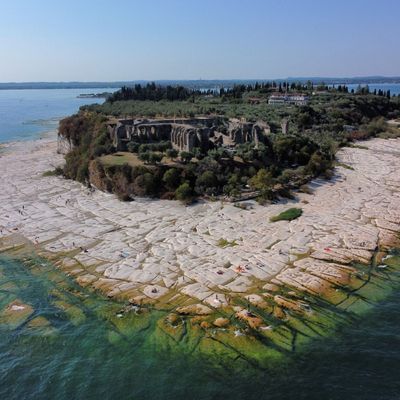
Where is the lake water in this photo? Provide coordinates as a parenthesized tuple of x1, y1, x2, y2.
(0, 89, 111, 143)
(336, 83, 400, 95)
(1, 84, 399, 144)
(0, 254, 399, 400)
(1, 86, 400, 399)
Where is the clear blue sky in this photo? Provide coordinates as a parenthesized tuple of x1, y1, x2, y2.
(0, 0, 399, 81)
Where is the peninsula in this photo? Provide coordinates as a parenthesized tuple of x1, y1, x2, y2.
(1, 82, 400, 365)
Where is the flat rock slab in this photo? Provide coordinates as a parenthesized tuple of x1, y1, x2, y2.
(1, 138, 400, 308)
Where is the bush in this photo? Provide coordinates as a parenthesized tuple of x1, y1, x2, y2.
(148, 152, 163, 164)
(127, 142, 140, 153)
(249, 169, 273, 190)
(365, 117, 387, 137)
(180, 151, 193, 163)
(217, 238, 238, 248)
(270, 208, 302, 222)
(163, 168, 181, 189)
(76, 162, 89, 183)
(133, 172, 158, 196)
(43, 166, 64, 177)
(195, 170, 218, 194)
(175, 182, 192, 203)
(166, 148, 178, 159)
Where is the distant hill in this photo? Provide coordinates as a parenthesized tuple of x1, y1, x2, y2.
(0, 76, 399, 90)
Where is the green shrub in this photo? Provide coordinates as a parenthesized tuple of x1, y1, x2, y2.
(217, 238, 238, 248)
(163, 168, 181, 189)
(175, 182, 192, 203)
(43, 166, 64, 177)
(270, 208, 302, 222)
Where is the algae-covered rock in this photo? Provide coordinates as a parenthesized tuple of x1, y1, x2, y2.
(273, 306, 286, 320)
(27, 316, 51, 328)
(53, 300, 86, 325)
(235, 309, 263, 329)
(213, 317, 230, 328)
(76, 273, 97, 287)
(200, 321, 211, 329)
(176, 304, 212, 315)
(274, 295, 308, 314)
(0, 300, 34, 329)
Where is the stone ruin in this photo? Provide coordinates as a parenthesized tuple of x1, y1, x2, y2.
(107, 117, 272, 152)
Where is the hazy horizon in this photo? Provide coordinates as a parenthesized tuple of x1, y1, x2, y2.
(1, 75, 400, 84)
(1, 0, 399, 82)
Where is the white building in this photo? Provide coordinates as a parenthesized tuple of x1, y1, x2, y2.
(268, 94, 309, 106)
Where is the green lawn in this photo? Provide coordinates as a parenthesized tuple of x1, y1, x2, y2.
(99, 152, 144, 167)
(99, 152, 181, 168)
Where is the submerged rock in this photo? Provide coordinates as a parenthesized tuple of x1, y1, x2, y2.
(176, 304, 213, 315)
(213, 317, 230, 328)
(0, 300, 34, 329)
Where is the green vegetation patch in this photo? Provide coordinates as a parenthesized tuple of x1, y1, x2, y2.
(270, 207, 303, 222)
(335, 162, 354, 170)
(348, 144, 369, 150)
(43, 167, 64, 177)
(99, 152, 144, 167)
(217, 238, 238, 248)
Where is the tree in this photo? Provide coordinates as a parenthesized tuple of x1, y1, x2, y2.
(175, 182, 192, 203)
(249, 168, 274, 203)
(138, 151, 150, 164)
(249, 169, 273, 191)
(133, 172, 158, 196)
(148, 152, 163, 164)
(163, 168, 181, 189)
(180, 151, 193, 163)
(306, 152, 331, 175)
(127, 142, 140, 153)
(195, 170, 218, 195)
(223, 173, 240, 196)
(192, 147, 203, 160)
(166, 148, 178, 159)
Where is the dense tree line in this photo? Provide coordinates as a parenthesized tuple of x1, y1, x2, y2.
(107, 82, 200, 102)
(61, 85, 400, 203)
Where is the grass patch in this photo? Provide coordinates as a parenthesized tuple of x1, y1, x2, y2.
(348, 144, 369, 150)
(335, 162, 354, 170)
(43, 167, 63, 177)
(378, 130, 400, 139)
(270, 208, 302, 222)
(99, 152, 144, 167)
(217, 238, 238, 248)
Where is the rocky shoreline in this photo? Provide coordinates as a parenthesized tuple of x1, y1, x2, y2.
(1, 137, 400, 364)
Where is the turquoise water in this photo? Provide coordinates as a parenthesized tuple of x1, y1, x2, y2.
(0, 89, 111, 143)
(0, 254, 400, 400)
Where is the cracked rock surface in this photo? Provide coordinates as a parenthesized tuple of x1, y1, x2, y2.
(1, 138, 400, 307)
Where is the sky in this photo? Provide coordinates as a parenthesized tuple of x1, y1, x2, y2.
(0, 0, 399, 82)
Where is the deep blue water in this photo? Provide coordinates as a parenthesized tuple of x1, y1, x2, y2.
(0, 89, 111, 143)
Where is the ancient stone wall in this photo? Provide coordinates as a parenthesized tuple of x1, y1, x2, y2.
(108, 117, 272, 153)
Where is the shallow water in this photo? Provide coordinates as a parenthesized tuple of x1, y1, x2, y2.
(0, 254, 400, 400)
(0, 89, 111, 143)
